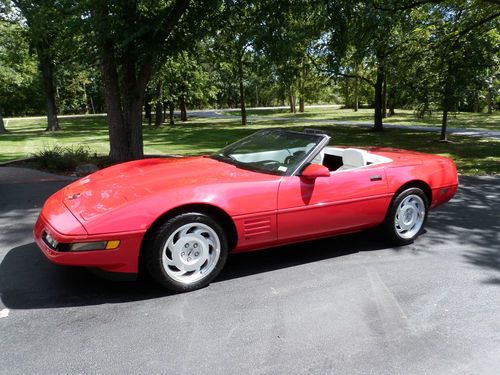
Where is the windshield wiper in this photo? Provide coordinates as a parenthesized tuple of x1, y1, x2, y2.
(221, 153, 237, 161)
(213, 152, 237, 163)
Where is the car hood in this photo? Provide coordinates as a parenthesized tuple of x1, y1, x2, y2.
(63, 156, 276, 222)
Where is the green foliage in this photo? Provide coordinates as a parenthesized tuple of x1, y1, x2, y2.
(0, 19, 41, 116)
(0, 0, 498, 156)
(396, 1, 500, 115)
(151, 49, 219, 108)
(32, 144, 94, 171)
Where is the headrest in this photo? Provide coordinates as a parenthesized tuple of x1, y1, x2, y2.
(342, 148, 367, 167)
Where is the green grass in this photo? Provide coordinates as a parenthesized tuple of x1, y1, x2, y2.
(220, 107, 500, 131)
(1, 114, 499, 175)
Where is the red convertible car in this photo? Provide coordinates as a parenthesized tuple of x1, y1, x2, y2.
(34, 129, 458, 292)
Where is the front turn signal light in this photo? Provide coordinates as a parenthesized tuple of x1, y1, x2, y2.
(105, 240, 121, 250)
(68, 240, 121, 251)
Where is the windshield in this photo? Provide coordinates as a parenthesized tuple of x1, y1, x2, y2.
(211, 129, 325, 175)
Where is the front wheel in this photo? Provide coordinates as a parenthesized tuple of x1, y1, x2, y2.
(145, 213, 228, 292)
(383, 188, 428, 245)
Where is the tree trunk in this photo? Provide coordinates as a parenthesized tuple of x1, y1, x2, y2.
(299, 77, 305, 113)
(389, 99, 395, 116)
(388, 86, 395, 117)
(0, 105, 6, 133)
(440, 107, 448, 141)
(487, 87, 493, 114)
(144, 89, 152, 125)
(382, 74, 387, 118)
(439, 76, 453, 141)
(179, 95, 187, 121)
(37, 46, 59, 131)
(124, 98, 146, 159)
(344, 77, 349, 108)
(144, 100, 152, 126)
(238, 55, 247, 125)
(289, 86, 296, 113)
(155, 81, 163, 127)
(473, 91, 480, 113)
(101, 42, 128, 162)
(89, 95, 96, 114)
(353, 73, 359, 112)
(100, 41, 150, 162)
(440, 80, 452, 141)
(373, 60, 384, 131)
(82, 83, 90, 114)
(298, 62, 305, 113)
(163, 101, 167, 121)
(168, 101, 175, 125)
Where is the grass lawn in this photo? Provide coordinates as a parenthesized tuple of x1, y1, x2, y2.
(220, 107, 500, 131)
(1, 114, 499, 175)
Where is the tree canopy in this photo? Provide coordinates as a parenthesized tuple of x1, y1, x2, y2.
(0, 0, 498, 158)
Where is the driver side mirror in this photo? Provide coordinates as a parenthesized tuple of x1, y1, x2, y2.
(300, 163, 330, 180)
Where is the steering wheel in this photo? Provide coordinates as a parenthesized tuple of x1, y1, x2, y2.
(257, 160, 281, 166)
(252, 160, 283, 171)
(284, 150, 306, 166)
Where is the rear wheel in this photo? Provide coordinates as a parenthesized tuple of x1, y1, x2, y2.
(383, 187, 428, 245)
(145, 213, 228, 292)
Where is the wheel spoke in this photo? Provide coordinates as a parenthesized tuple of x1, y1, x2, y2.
(163, 256, 175, 266)
(179, 227, 191, 237)
(408, 201, 420, 212)
(193, 228, 206, 236)
(206, 238, 215, 249)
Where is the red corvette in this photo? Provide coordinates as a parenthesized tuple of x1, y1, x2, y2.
(34, 129, 458, 292)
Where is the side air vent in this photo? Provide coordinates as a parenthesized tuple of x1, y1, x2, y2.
(243, 217, 272, 240)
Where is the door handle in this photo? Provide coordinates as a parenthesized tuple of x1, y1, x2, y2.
(370, 175, 383, 181)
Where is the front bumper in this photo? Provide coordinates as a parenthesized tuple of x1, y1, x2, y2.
(34, 214, 144, 274)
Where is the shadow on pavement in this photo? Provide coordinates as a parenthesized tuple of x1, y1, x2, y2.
(1, 175, 498, 310)
(0, 232, 388, 310)
(426, 176, 500, 284)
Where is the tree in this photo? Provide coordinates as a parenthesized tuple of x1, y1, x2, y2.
(84, 1, 189, 161)
(392, 0, 500, 140)
(55, 63, 101, 115)
(215, 0, 260, 125)
(80, 0, 220, 162)
(318, 0, 412, 130)
(150, 49, 219, 125)
(7, 0, 66, 131)
(0, 17, 38, 133)
(431, 3, 499, 140)
(256, 1, 325, 113)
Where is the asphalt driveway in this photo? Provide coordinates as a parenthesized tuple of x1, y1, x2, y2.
(0, 168, 499, 374)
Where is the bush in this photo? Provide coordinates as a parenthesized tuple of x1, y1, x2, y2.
(32, 145, 94, 172)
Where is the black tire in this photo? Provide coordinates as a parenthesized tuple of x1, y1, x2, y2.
(145, 212, 228, 292)
(383, 187, 428, 245)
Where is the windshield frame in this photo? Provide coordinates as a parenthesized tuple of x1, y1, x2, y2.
(210, 129, 330, 176)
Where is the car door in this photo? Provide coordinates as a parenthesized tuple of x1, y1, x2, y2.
(277, 165, 390, 241)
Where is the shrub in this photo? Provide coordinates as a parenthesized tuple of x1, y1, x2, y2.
(32, 145, 93, 172)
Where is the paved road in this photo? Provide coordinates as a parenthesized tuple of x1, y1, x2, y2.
(0, 168, 499, 374)
(190, 109, 500, 140)
(6, 106, 499, 140)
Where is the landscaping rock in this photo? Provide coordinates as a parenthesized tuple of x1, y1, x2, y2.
(75, 163, 99, 176)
